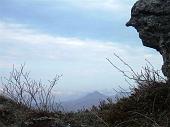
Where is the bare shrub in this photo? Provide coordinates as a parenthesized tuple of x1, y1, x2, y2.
(1, 64, 62, 112)
(106, 53, 166, 90)
(104, 54, 168, 127)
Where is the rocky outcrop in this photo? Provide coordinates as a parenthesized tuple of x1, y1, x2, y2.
(126, 0, 170, 81)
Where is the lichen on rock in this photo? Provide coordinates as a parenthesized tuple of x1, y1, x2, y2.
(126, 0, 170, 81)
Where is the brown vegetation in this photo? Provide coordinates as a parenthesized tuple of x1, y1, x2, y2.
(0, 59, 169, 127)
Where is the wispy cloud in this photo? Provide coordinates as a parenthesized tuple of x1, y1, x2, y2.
(62, 0, 137, 12)
(0, 21, 162, 93)
(0, 21, 161, 62)
(0, 21, 153, 59)
(0, 0, 138, 43)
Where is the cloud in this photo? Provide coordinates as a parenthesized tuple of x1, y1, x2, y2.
(62, 0, 137, 13)
(0, 21, 163, 94)
(20, 0, 137, 12)
(0, 0, 139, 44)
(0, 21, 161, 62)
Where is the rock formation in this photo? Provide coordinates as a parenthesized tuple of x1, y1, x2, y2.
(126, 0, 170, 82)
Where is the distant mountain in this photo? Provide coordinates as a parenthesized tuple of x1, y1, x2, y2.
(61, 91, 108, 112)
(60, 91, 131, 112)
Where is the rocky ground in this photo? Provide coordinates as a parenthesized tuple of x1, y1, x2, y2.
(0, 95, 67, 127)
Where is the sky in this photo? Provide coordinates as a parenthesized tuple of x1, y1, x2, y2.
(0, 0, 163, 100)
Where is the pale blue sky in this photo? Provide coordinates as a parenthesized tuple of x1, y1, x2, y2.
(0, 0, 162, 100)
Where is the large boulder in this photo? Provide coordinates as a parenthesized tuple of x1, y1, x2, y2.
(126, 0, 170, 81)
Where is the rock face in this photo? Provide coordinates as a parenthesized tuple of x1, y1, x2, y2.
(126, 0, 170, 81)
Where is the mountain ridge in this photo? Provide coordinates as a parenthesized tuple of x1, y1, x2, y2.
(61, 91, 125, 112)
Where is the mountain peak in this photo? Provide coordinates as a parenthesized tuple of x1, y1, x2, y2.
(61, 91, 107, 111)
(83, 91, 106, 99)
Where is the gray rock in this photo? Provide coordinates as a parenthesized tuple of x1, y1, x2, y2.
(126, 0, 170, 81)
